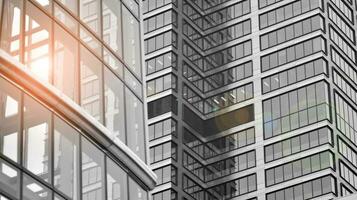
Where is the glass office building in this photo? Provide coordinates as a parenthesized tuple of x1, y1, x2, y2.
(143, 0, 357, 199)
(0, 0, 156, 199)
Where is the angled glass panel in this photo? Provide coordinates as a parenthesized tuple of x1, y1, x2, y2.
(0, 77, 21, 163)
(54, 23, 79, 102)
(106, 158, 128, 200)
(23, 94, 51, 183)
(0, 158, 20, 199)
(102, 0, 122, 57)
(125, 88, 145, 161)
(80, 45, 103, 123)
(104, 68, 125, 143)
(25, 2, 52, 82)
(129, 177, 147, 200)
(54, 116, 80, 200)
(81, 137, 105, 200)
(23, 173, 52, 200)
(1, 0, 23, 61)
(122, 6, 141, 79)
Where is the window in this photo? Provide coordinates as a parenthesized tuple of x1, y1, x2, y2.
(129, 177, 148, 200)
(54, 23, 79, 102)
(266, 151, 334, 186)
(330, 0, 353, 23)
(335, 93, 357, 146)
(149, 142, 177, 164)
(333, 70, 357, 104)
(328, 6, 355, 44)
(330, 26, 356, 63)
(259, 0, 322, 29)
(340, 161, 357, 191)
(106, 158, 128, 200)
(54, 116, 80, 199)
(81, 137, 105, 200)
(263, 81, 330, 138)
(144, 10, 177, 33)
(148, 95, 178, 118)
(0, 158, 20, 199)
(153, 189, 177, 200)
(1, 0, 22, 61)
(149, 118, 177, 141)
(25, 2, 52, 82)
(338, 137, 357, 168)
(331, 47, 357, 86)
(265, 126, 332, 162)
(207, 174, 257, 199)
(23, 94, 51, 183)
(146, 52, 177, 75)
(122, 6, 141, 78)
(147, 74, 177, 96)
(262, 58, 328, 93)
(80, 45, 103, 123)
(183, 0, 251, 30)
(104, 68, 126, 143)
(0, 77, 21, 163)
(57, 0, 77, 15)
(266, 175, 336, 200)
(153, 165, 177, 185)
(125, 88, 145, 161)
(260, 15, 324, 50)
(23, 174, 52, 200)
(79, 0, 101, 36)
(261, 36, 326, 72)
(145, 31, 177, 54)
(122, 0, 139, 18)
(102, 0, 122, 57)
(143, 0, 177, 13)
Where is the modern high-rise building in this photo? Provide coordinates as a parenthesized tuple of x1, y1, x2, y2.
(143, 0, 357, 199)
(0, 0, 156, 200)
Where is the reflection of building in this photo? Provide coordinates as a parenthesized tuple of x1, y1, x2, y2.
(144, 0, 357, 199)
(0, 0, 156, 200)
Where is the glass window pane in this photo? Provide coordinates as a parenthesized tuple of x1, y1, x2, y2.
(23, 174, 52, 200)
(80, 45, 103, 123)
(81, 137, 105, 200)
(129, 177, 148, 200)
(54, 2, 78, 36)
(104, 68, 126, 143)
(54, 116, 80, 200)
(0, 158, 20, 199)
(107, 158, 128, 200)
(79, 0, 101, 36)
(122, 6, 141, 79)
(1, 0, 23, 61)
(0, 77, 21, 162)
(54, 23, 79, 102)
(102, 0, 122, 57)
(125, 88, 145, 161)
(25, 2, 52, 82)
(23, 94, 51, 183)
(57, 0, 77, 15)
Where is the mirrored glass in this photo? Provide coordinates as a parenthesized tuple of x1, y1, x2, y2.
(54, 116, 80, 200)
(0, 77, 20, 162)
(23, 94, 51, 183)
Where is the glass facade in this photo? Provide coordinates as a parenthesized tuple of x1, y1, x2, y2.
(0, 0, 154, 199)
(143, 0, 357, 199)
(0, 0, 145, 160)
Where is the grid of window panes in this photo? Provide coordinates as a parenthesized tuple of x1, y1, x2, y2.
(0, 74, 148, 200)
(0, 0, 146, 161)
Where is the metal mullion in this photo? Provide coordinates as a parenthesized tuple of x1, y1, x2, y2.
(50, 113, 55, 195)
(104, 156, 108, 200)
(78, 134, 83, 200)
